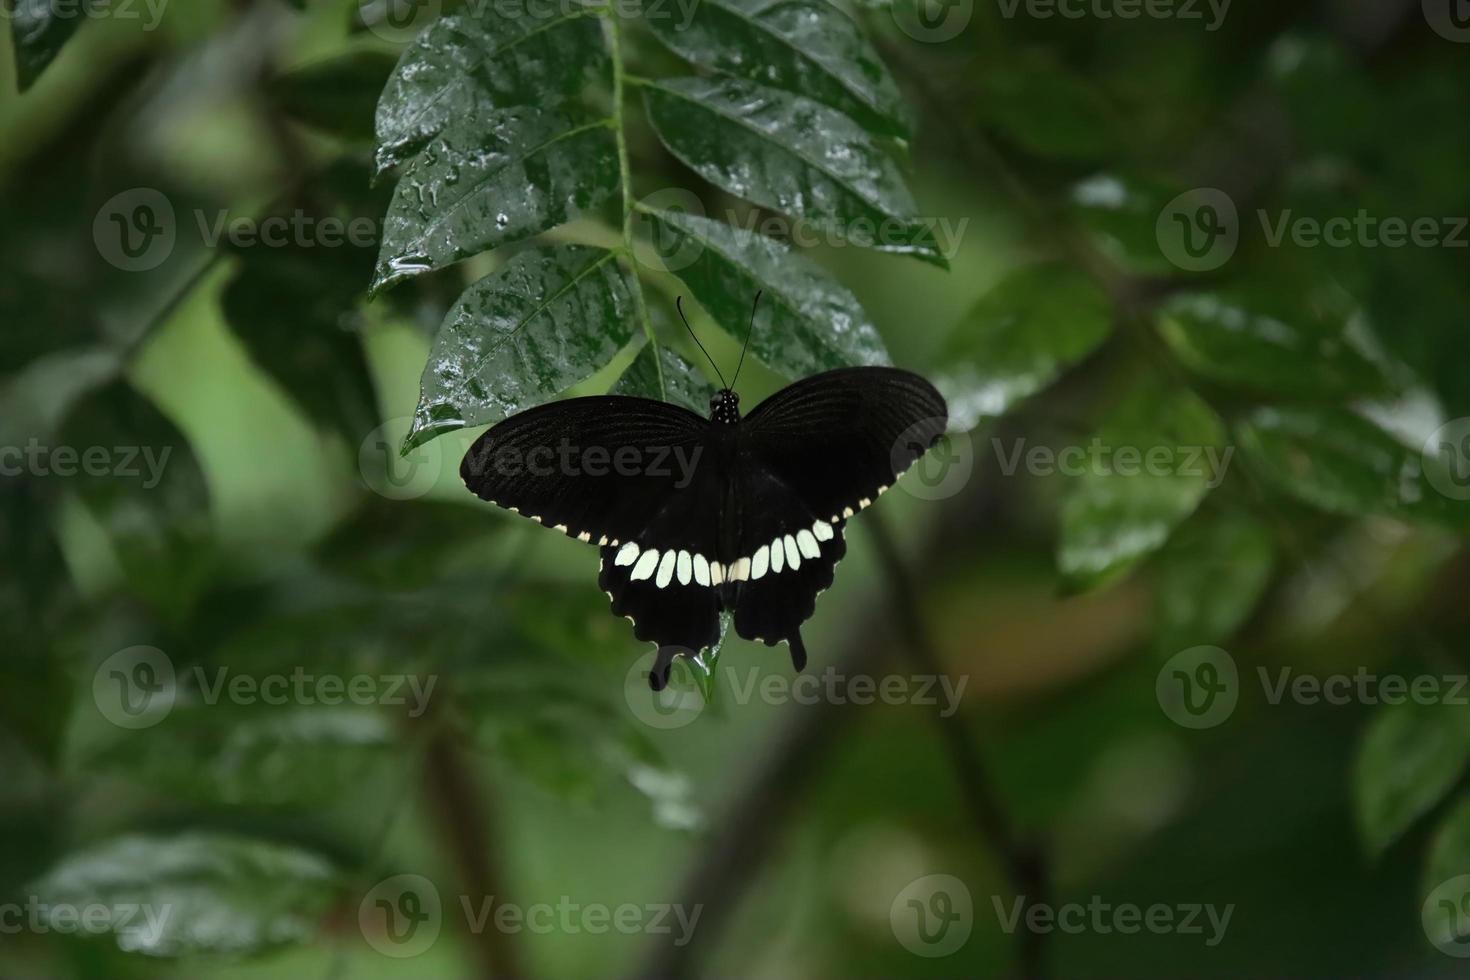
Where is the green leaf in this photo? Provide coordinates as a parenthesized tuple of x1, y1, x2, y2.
(1354, 701, 1470, 856)
(977, 51, 1123, 161)
(1069, 172, 1182, 277)
(8, 0, 83, 91)
(931, 263, 1112, 432)
(374, 4, 609, 175)
(57, 381, 215, 620)
(372, 108, 618, 292)
(1426, 795, 1470, 898)
(1152, 509, 1274, 653)
(406, 245, 637, 449)
(220, 161, 384, 441)
(270, 51, 400, 143)
(1234, 406, 1463, 526)
(75, 704, 403, 808)
(612, 342, 715, 414)
(1157, 291, 1394, 401)
(636, 207, 889, 376)
(642, 0, 912, 138)
(642, 77, 944, 266)
(29, 833, 342, 957)
(1058, 379, 1226, 588)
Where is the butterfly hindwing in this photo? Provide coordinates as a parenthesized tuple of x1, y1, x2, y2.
(727, 465, 849, 670)
(741, 367, 947, 524)
(460, 395, 708, 547)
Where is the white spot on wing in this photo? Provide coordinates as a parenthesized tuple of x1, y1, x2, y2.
(711, 561, 725, 585)
(676, 550, 692, 586)
(631, 549, 659, 581)
(812, 520, 834, 542)
(751, 545, 770, 580)
(733, 557, 751, 581)
(694, 554, 710, 586)
(615, 542, 640, 567)
(770, 537, 785, 574)
(797, 529, 820, 558)
(656, 550, 676, 588)
(577, 531, 590, 542)
(783, 534, 800, 570)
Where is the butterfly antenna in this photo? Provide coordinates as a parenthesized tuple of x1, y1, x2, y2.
(730, 290, 761, 391)
(675, 296, 728, 390)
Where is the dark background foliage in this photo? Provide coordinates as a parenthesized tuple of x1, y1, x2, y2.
(2, 0, 1469, 976)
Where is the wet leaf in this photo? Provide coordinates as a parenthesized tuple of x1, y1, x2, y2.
(8, 0, 82, 91)
(29, 833, 342, 957)
(373, 108, 617, 292)
(1152, 509, 1274, 653)
(932, 262, 1112, 432)
(406, 245, 637, 449)
(1058, 379, 1226, 588)
(1157, 291, 1395, 401)
(643, 0, 912, 138)
(374, 4, 609, 175)
(1354, 701, 1470, 856)
(636, 207, 889, 377)
(1235, 406, 1464, 527)
(643, 77, 944, 266)
(612, 342, 715, 414)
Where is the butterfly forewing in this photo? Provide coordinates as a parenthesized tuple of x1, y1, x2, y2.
(460, 396, 708, 546)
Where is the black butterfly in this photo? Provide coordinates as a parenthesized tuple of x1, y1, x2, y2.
(460, 295, 947, 690)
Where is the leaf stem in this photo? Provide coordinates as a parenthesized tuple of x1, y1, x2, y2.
(607, 14, 666, 400)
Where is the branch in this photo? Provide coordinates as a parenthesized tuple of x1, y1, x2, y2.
(422, 718, 525, 980)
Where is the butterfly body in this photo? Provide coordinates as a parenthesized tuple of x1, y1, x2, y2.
(461, 367, 947, 689)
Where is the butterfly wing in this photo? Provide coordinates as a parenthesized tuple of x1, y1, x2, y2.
(460, 395, 708, 545)
(460, 396, 723, 688)
(727, 367, 947, 663)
